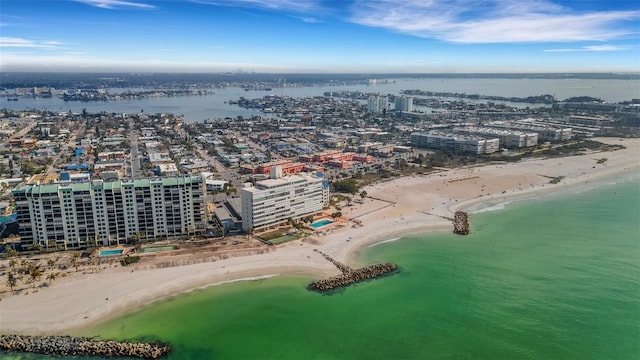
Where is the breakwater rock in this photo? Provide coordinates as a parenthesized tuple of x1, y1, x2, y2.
(308, 263, 398, 292)
(453, 211, 470, 235)
(309, 249, 398, 292)
(0, 334, 170, 359)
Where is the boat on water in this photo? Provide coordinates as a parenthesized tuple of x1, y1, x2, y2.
(7, 98, 18, 101)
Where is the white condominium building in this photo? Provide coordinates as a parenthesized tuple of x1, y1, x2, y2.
(410, 132, 500, 155)
(12, 175, 207, 250)
(241, 167, 330, 231)
(454, 126, 539, 148)
(394, 96, 414, 112)
(368, 95, 389, 113)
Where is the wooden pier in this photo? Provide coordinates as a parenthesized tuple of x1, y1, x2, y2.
(308, 249, 398, 292)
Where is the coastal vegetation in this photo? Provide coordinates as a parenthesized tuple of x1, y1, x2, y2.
(331, 179, 360, 194)
(120, 256, 141, 267)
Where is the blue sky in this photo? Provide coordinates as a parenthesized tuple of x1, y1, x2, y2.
(1, 0, 638, 73)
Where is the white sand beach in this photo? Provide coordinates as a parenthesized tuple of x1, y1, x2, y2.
(1, 137, 638, 335)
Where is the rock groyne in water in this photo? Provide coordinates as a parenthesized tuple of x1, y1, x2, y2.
(0, 335, 170, 359)
(308, 249, 398, 292)
(453, 211, 470, 235)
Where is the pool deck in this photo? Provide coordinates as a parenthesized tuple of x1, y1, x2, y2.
(308, 216, 345, 232)
(97, 246, 131, 257)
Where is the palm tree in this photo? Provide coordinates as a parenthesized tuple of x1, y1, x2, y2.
(19, 259, 29, 274)
(6, 272, 16, 291)
(46, 272, 58, 284)
(47, 258, 56, 270)
(9, 258, 16, 272)
(70, 252, 80, 272)
(359, 191, 367, 199)
(4, 245, 17, 259)
(28, 265, 42, 287)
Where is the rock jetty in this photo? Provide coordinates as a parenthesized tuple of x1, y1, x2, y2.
(308, 249, 398, 292)
(453, 211, 470, 235)
(0, 334, 170, 359)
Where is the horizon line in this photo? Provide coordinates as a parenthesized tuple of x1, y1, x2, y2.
(2, 71, 639, 75)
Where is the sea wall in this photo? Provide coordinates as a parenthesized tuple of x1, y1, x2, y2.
(308, 263, 398, 292)
(0, 334, 170, 359)
(309, 249, 398, 292)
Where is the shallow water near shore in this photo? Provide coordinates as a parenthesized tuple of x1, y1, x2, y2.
(5, 179, 639, 359)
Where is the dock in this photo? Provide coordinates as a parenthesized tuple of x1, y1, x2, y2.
(308, 249, 398, 292)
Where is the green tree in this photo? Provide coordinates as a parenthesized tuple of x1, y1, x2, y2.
(4, 245, 17, 259)
(28, 264, 42, 286)
(6, 272, 17, 291)
(19, 259, 29, 274)
(70, 252, 80, 271)
(46, 272, 59, 284)
(331, 179, 359, 194)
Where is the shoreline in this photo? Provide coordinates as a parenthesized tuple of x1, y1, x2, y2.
(0, 137, 638, 335)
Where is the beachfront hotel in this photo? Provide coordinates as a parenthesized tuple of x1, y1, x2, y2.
(12, 175, 207, 250)
(410, 132, 500, 154)
(240, 166, 330, 231)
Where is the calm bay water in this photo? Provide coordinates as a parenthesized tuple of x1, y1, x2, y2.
(3, 78, 639, 123)
(5, 176, 637, 359)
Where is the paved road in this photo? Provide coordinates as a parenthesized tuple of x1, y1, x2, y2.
(129, 119, 142, 177)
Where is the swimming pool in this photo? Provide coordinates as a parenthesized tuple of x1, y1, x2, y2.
(99, 249, 124, 256)
(310, 219, 334, 229)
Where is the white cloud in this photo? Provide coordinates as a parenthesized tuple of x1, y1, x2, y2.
(190, 0, 319, 14)
(0, 53, 299, 72)
(349, 0, 640, 43)
(74, 0, 155, 10)
(544, 44, 630, 52)
(0, 37, 65, 49)
(296, 16, 322, 24)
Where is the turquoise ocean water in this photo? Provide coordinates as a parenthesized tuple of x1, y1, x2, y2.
(4, 177, 639, 360)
